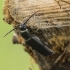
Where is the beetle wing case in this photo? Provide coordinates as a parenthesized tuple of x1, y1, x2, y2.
(25, 36, 54, 56)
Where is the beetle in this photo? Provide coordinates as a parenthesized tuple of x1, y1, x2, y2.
(4, 12, 54, 56)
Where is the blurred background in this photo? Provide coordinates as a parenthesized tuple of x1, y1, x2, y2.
(0, 1, 39, 70)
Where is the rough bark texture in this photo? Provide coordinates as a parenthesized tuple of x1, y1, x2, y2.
(3, 0, 70, 70)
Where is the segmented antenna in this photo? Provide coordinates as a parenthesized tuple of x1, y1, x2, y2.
(4, 28, 15, 37)
(4, 12, 37, 37)
(23, 11, 37, 25)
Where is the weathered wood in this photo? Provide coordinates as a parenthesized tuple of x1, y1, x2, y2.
(3, 0, 70, 70)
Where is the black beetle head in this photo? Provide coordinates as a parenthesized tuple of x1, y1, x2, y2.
(19, 24, 27, 30)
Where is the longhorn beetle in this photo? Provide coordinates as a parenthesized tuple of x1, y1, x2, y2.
(4, 12, 54, 56)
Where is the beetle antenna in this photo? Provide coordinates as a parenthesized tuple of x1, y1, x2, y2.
(4, 12, 37, 37)
(4, 28, 15, 37)
(23, 11, 37, 25)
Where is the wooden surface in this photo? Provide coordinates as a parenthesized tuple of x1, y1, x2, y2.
(4, 0, 70, 25)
